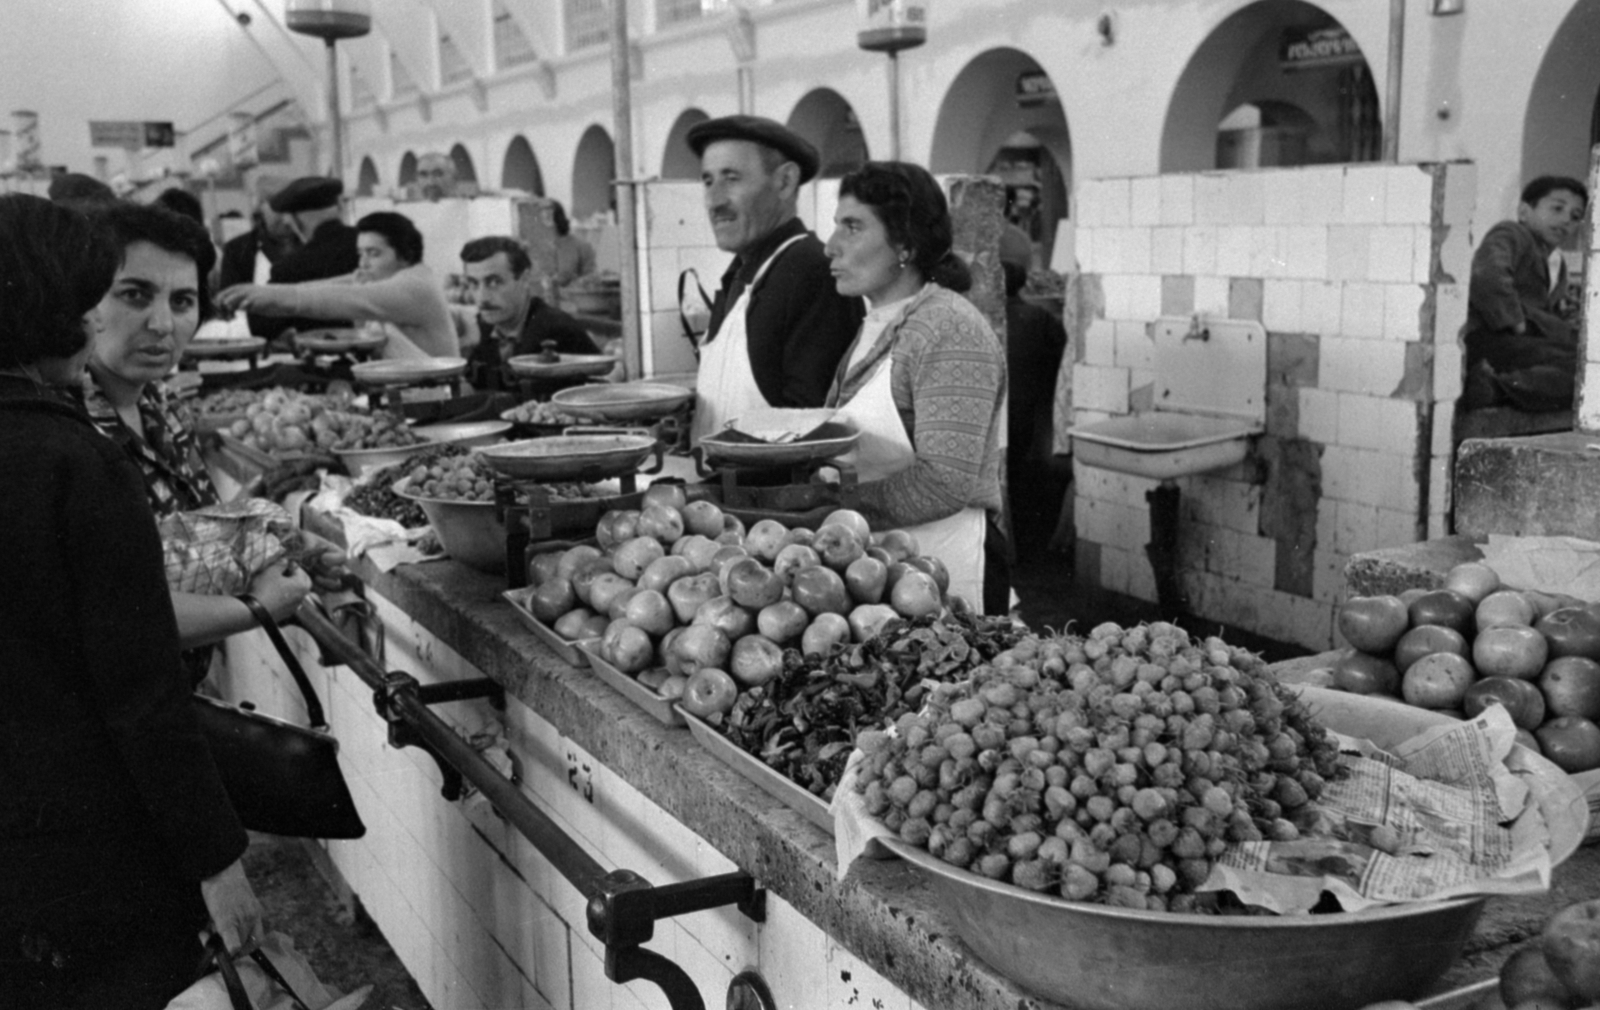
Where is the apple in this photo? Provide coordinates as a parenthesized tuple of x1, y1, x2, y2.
(1463, 677, 1546, 731)
(605, 509, 643, 545)
(622, 589, 676, 638)
(1443, 561, 1501, 604)
(637, 555, 695, 594)
(1472, 624, 1548, 680)
(673, 624, 732, 674)
(848, 603, 899, 642)
(1393, 625, 1469, 673)
(569, 557, 616, 607)
(905, 555, 950, 594)
(693, 594, 756, 641)
(781, 527, 816, 549)
(878, 529, 919, 562)
(528, 576, 578, 624)
(745, 519, 790, 561)
(1539, 656, 1600, 721)
(637, 667, 672, 691)
(729, 634, 785, 687)
(1476, 589, 1538, 631)
(637, 503, 685, 545)
(801, 612, 851, 657)
(586, 572, 636, 616)
(577, 612, 609, 639)
(1407, 589, 1476, 638)
(791, 564, 852, 617)
(865, 546, 894, 565)
(659, 627, 687, 675)
(527, 551, 563, 587)
(1538, 607, 1600, 662)
(601, 621, 654, 674)
(845, 555, 889, 605)
(711, 545, 751, 582)
(681, 499, 725, 539)
(667, 572, 721, 624)
(673, 534, 722, 572)
(1535, 716, 1600, 773)
(658, 674, 688, 702)
(1399, 587, 1429, 606)
(1331, 649, 1400, 696)
(606, 586, 643, 620)
(1337, 595, 1411, 654)
(641, 481, 689, 513)
(681, 667, 738, 722)
(556, 544, 604, 582)
(773, 543, 822, 584)
(612, 535, 666, 580)
(1543, 901, 1600, 1002)
(813, 522, 865, 571)
(890, 570, 943, 620)
(757, 600, 810, 644)
(1401, 652, 1476, 709)
(725, 557, 784, 610)
(823, 509, 872, 543)
(553, 607, 599, 641)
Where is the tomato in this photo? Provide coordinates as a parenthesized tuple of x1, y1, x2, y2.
(1542, 900, 1600, 1002)
(1535, 716, 1600, 773)
(1336, 595, 1410, 654)
(1538, 656, 1600, 722)
(1471, 625, 1548, 680)
(1407, 589, 1476, 638)
(1401, 652, 1475, 710)
(1537, 607, 1600, 662)
(1331, 649, 1400, 696)
(1443, 561, 1501, 604)
(1475, 589, 1538, 632)
(1463, 676, 1546, 731)
(681, 667, 739, 721)
(1394, 625, 1469, 673)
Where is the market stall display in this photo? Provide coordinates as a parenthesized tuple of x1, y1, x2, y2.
(295, 326, 387, 357)
(500, 399, 583, 437)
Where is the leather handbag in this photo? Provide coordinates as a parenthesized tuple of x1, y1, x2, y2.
(193, 596, 366, 840)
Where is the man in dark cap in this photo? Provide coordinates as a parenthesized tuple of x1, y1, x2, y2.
(255, 175, 358, 342)
(685, 114, 864, 442)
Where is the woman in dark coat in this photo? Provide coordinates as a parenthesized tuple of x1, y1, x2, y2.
(0, 194, 261, 1009)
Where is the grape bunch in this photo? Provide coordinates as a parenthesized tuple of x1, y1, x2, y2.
(854, 621, 1342, 913)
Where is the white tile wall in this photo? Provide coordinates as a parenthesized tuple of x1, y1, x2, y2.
(1159, 174, 1196, 226)
(1383, 284, 1427, 342)
(1385, 166, 1437, 225)
(1151, 226, 1185, 275)
(1342, 168, 1388, 225)
(1131, 176, 1162, 227)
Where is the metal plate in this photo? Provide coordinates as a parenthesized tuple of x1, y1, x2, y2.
(296, 327, 387, 354)
(183, 336, 267, 359)
(506, 353, 617, 380)
(478, 434, 657, 482)
(576, 642, 684, 726)
(700, 421, 860, 467)
(411, 419, 513, 449)
(551, 381, 694, 421)
(350, 356, 468, 386)
(679, 707, 833, 834)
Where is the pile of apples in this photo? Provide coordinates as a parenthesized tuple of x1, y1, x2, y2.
(1331, 561, 1600, 772)
(520, 483, 955, 722)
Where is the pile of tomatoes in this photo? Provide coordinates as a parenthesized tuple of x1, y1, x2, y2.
(1331, 561, 1600, 772)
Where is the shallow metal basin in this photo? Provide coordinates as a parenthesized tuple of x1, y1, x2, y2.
(1069, 411, 1259, 480)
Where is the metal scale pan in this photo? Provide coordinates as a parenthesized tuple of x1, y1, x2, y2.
(550, 381, 694, 422)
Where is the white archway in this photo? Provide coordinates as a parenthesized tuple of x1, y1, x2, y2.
(501, 135, 545, 195)
(571, 124, 614, 217)
(786, 88, 868, 178)
(1522, 0, 1600, 192)
(661, 108, 710, 180)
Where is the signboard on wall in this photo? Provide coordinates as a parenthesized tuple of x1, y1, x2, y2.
(1279, 25, 1362, 71)
(89, 120, 176, 149)
(1016, 70, 1057, 107)
(13, 110, 40, 172)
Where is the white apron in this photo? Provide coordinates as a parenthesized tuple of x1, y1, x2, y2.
(830, 348, 990, 614)
(691, 235, 806, 443)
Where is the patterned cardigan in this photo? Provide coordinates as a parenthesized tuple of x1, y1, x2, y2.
(825, 284, 1006, 529)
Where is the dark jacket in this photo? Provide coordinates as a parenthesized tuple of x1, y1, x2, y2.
(704, 217, 865, 408)
(1463, 220, 1576, 372)
(1005, 296, 1067, 464)
(0, 378, 246, 952)
(467, 297, 601, 393)
(219, 229, 276, 340)
(262, 219, 360, 340)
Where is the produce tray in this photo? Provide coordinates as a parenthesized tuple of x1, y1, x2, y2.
(500, 588, 595, 666)
(677, 707, 833, 835)
(576, 641, 685, 727)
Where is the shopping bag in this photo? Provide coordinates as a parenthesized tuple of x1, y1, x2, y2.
(160, 498, 299, 595)
(164, 932, 372, 1010)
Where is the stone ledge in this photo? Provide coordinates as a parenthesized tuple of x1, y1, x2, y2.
(1344, 535, 1485, 597)
(1456, 432, 1600, 540)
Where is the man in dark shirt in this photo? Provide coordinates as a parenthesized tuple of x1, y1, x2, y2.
(459, 235, 601, 394)
(686, 115, 864, 441)
(1000, 227, 1069, 554)
(218, 175, 299, 340)
(258, 176, 359, 343)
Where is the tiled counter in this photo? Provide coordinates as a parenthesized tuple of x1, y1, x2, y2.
(217, 532, 1066, 1010)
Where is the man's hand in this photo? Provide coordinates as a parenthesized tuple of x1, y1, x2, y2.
(217, 283, 276, 314)
(301, 530, 351, 591)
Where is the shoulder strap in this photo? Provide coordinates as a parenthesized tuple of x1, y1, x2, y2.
(237, 595, 327, 730)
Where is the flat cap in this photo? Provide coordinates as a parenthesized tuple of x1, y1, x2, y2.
(269, 176, 343, 214)
(686, 115, 820, 183)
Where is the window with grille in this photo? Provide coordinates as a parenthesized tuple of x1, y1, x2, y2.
(440, 33, 471, 84)
(493, 0, 537, 67)
(565, 0, 609, 50)
(391, 51, 418, 96)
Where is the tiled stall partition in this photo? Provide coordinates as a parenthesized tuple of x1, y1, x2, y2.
(1069, 163, 1475, 650)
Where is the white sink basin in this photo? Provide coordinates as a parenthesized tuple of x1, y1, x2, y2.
(1069, 412, 1260, 480)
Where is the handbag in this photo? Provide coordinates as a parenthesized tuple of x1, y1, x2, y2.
(193, 595, 366, 839)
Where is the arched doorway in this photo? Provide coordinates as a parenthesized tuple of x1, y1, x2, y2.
(356, 156, 380, 197)
(501, 135, 545, 195)
(1524, 0, 1600, 194)
(1161, 1, 1380, 172)
(571, 125, 614, 218)
(398, 151, 418, 187)
(929, 48, 1070, 270)
(661, 109, 709, 179)
(449, 143, 478, 185)
(786, 88, 868, 178)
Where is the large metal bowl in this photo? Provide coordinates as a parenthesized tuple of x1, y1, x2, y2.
(477, 433, 658, 482)
(699, 421, 859, 467)
(506, 352, 617, 380)
(350, 356, 468, 387)
(332, 439, 440, 478)
(412, 419, 513, 449)
(880, 686, 1588, 1010)
(551, 381, 694, 421)
(393, 479, 505, 573)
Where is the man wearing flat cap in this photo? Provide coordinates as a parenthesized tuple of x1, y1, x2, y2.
(256, 175, 359, 342)
(686, 114, 864, 442)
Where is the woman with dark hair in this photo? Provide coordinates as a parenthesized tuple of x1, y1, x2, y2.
(824, 161, 1009, 614)
(545, 198, 596, 291)
(0, 193, 261, 1009)
(83, 201, 317, 664)
(218, 208, 459, 359)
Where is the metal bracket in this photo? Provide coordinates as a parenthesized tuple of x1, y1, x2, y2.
(375, 670, 506, 800)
